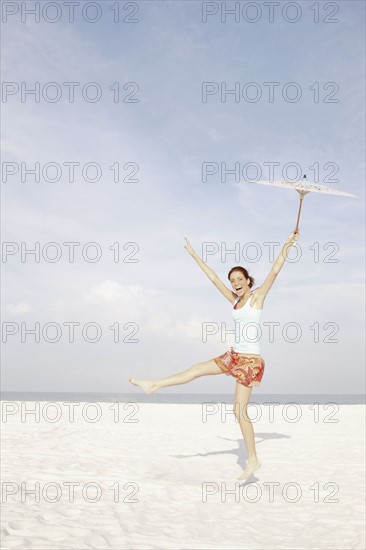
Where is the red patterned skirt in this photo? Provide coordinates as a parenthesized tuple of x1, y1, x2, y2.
(213, 346, 265, 388)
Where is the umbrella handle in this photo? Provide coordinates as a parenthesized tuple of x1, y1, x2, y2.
(294, 189, 310, 233)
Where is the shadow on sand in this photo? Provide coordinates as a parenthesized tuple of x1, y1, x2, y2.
(169, 432, 291, 484)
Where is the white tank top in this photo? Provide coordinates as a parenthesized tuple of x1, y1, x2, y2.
(232, 290, 262, 354)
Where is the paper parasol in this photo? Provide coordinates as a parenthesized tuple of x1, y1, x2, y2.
(254, 175, 357, 233)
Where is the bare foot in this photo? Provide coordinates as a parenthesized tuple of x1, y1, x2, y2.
(128, 376, 157, 395)
(237, 458, 261, 481)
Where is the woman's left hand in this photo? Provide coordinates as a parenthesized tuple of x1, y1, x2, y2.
(288, 229, 300, 244)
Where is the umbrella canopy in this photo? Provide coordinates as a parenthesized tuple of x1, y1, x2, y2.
(255, 175, 357, 197)
(250, 175, 357, 232)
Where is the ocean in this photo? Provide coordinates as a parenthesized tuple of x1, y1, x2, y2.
(0, 392, 364, 404)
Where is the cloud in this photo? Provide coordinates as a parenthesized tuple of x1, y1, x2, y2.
(4, 302, 32, 314)
(83, 280, 161, 306)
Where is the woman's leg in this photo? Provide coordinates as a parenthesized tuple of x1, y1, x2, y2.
(128, 359, 223, 394)
(234, 382, 261, 481)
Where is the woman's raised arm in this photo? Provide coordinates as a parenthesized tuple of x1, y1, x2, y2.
(184, 237, 236, 303)
(256, 229, 300, 302)
(273, 229, 300, 273)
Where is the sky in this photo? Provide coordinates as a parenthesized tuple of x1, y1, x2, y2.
(1, 0, 365, 394)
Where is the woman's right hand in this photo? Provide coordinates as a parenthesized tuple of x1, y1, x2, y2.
(184, 237, 195, 256)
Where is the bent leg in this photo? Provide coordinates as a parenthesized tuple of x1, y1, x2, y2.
(129, 359, 223, 394)
(234, 382, 261, 481)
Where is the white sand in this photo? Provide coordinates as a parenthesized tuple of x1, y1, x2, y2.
(1, 400, 365, 549)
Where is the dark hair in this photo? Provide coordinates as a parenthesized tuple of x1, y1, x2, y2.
(227, 266, 255, 289)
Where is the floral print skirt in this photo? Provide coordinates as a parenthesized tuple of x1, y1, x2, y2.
(213, 346, 265, 388)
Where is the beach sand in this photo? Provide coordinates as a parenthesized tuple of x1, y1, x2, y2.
(1, 400, 365, 549)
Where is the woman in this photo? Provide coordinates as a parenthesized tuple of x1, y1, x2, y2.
(129, 228, 300, 481)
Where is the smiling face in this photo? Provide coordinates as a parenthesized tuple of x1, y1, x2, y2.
(229, 270, 251, 296)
